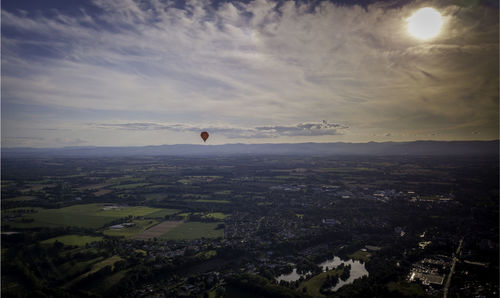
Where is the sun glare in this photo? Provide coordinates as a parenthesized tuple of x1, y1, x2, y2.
(407, 7, 443, 40)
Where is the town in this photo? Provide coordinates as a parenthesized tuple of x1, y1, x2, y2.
(2, 155, 498, 297)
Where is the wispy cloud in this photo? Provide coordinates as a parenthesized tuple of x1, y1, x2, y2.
(92, 120, 348, 138)
(1, 0, 498, 146)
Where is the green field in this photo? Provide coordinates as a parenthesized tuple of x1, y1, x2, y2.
(144, 209, 180, 218)
(194, 199, 230, 204)
(178, 212, 192, 218)
(178, 212, 228, 219)
(2, 196, 37, 202)
(41, 235, 103, 246)
(66, 255, 123, 288)
(160, 222, 223, 240)
(58, 256, 104, 278)
(348, 250, 371, 262)
(178, 176, 222, 184)
(103, 220, 159, 238)
(144, 193, 167, 201)
(196, 250, 217, 258)
(387, 281, 427, 297)
(6, 204, 169, 229)
(214, 190, 232, 195)
(3, 207, 43, 214)
(113, 183, 150, 190)
(297, 269, 342, 297)
(202, 212, 229, 219)
(96, 269, 130, 293)
(257, 202, 272, 206)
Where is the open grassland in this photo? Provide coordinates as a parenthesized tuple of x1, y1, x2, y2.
(58, 256, 104, 279)
(182, 193, 210, 199)
(214, 190, 232, 195)
(2, 196, 37, 202)
(297, 269, 342, 297)
(95, 269, 130, 293)
(113, 183, 150, 190)
(65, 255, 123, 288)
(178, 212, 191, 218)
(160, 222, 223, 240)
(77, 182, 114, 191)
(41, 235, 103, 246)
(203, 212, 229, 219)
(21, 184, 55, 192)
(94, 189, 112, 196)
(387, 281, 427, 297)
(144, 193, 167, 201)
(348, 250, 371, 262)
(103, 219, 159, 238)
(145, 208, 180, 218)
(177, 212, 228, 219)
(133, 220, 184, 240)
(6, 204, 169, 229)
(177, 176, 223, 184)
(194, 199, 230, 204)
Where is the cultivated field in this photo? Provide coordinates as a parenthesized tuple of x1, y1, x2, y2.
(41, 235, 103, 246)
(65, 255, 123, 288)
(160, 222, 224, 240)
(6, 204, 171, 229)
(133, 220, 184, 240)
(103, 219, 159, 238)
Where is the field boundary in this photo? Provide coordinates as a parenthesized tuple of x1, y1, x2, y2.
(132, 220, 184, 240)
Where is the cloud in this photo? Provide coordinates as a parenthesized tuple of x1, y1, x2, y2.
(1, 0, 498, 146)
(93, 120, 348, 138)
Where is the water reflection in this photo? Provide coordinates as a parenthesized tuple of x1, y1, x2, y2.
(318, 256, 369, 291)
(276, 256, 369, 291)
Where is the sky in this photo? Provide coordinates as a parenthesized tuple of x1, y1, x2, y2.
(1, 0, 498, 147)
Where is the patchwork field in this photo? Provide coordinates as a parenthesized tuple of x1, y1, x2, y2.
(5, 204, 171, 229)
(94, 189, 112, 196)
(65, 255, 123, 288)
(41, 235, 104, 246)
(297, 268, 343, 297)
(194, 199, 230, 204)
(202, 212, 229, 219)
(103, 219, 159, 238)
(178, 212, 229, 219)
(2, 196, 37, 202)
(145, 209, 180, 218)
(133, 220, 184, 240)
(348, 250, 371, 262)
(160, 222, 224, 240)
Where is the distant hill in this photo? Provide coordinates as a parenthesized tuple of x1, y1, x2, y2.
(2, 140, 498, 158)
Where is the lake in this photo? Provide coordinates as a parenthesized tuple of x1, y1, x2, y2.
(276, 256, 369, 291)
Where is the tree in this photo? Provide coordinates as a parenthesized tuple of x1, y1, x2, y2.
(215, 286, 225, 298)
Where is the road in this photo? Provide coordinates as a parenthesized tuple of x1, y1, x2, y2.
(443, 238, 463, 298)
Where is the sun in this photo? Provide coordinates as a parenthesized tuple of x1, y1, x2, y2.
(407, 7, 443, 40)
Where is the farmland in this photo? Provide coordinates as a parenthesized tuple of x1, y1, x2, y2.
(103, 219, 159, 238)
(160, 222, 224, 240)
(133, 220, 184, 240)
(1, 154, 498, 298)
(41, 235, 104, 246)
(4, 204, 171, 229)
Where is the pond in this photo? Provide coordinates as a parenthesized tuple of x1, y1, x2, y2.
(276, 256, 369, 291)
(318, 256, 369, 291)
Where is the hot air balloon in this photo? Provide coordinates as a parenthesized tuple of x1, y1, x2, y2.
(200, 131, 209, 142)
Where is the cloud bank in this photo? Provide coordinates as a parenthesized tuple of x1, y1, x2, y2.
(94, 120, 348, 138)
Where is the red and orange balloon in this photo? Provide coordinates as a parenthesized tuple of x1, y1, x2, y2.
(200, 131, 209, 142)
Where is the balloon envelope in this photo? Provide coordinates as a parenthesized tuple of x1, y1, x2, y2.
(200, 131, 209, 142)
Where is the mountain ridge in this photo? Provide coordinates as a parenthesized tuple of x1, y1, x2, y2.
(2, 140, 498, 157)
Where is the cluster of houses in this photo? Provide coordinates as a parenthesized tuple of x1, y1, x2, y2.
(408, 257, 450, 289)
